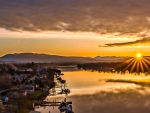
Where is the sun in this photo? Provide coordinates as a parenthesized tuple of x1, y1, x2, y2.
(120, 53, 150, 73)
(136, 53, 142, 58)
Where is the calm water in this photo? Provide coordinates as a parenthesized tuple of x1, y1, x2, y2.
(35, 68, 150, 113)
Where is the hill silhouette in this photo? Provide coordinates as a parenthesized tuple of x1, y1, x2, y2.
(0, 53, 129, 63)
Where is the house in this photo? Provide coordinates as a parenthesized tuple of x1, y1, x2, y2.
(17, 68, 33, 74)
(23, 84, 35, 94)
(26, 68, 33, 72)
(13, 74, 31, 85)
(8, 89, 27, 99)
(0, 74, 13, 89)
(13, 75, 23, 85)
(37, 66, 45, 73)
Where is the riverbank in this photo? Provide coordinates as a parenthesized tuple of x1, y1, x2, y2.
(0, 67, 65, 113)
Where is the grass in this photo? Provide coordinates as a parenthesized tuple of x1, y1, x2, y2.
(18, 109, 29, 113)
(28, 90, 43, 99)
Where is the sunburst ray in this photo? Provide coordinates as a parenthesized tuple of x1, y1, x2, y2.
(143, 58, 150, 65)
(130, 60, 137, 72)
(116, 54, 150, 74)
(141, 59, 150, 71)
(115, 57, 134, 69)
(123, 58, 136, 71)
(139, 60, 144, 72)
(136, 60, 140, 73)
(144, 56, 150, 60)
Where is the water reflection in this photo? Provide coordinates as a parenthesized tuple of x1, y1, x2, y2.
(36, 68, 150, 113)
(67, 87, 150, 113)
(61, 70, 141, 94)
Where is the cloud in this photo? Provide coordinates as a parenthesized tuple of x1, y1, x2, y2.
(1, 0, 150, 37)
(68, 87, 150, 113)
(106, 79, 150, 86)
(99, 38, 150, 47)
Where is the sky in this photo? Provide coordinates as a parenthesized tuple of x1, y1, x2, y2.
(0, 0, 150, 57)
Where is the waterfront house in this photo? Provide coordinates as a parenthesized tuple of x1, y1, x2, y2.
(23, 84, 35, 94)
(8, 89, 27, 99)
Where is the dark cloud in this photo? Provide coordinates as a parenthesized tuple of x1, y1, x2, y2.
(99, 38, 150, 47)
(68, 87, 150, 113)
(1, 0, 150, 36)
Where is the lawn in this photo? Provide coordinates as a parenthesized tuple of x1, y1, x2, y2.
(19, 109, 29, 113)
(28, 90, 43, 99)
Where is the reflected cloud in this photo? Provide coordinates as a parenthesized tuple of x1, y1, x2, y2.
(68, 87, 150, 113)
(106, 79, 150, 87)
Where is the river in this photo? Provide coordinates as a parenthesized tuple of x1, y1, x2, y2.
(35, 67, 150, 113)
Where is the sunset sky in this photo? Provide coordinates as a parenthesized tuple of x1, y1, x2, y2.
(0, 0, 150, 57)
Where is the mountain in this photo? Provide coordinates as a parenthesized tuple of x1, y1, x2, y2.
(94, 56, 130, 62)
(0, 53, 130, 63)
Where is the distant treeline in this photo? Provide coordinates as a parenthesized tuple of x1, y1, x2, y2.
(77, 62, 150, 74)
(77, 62, 121, 68)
